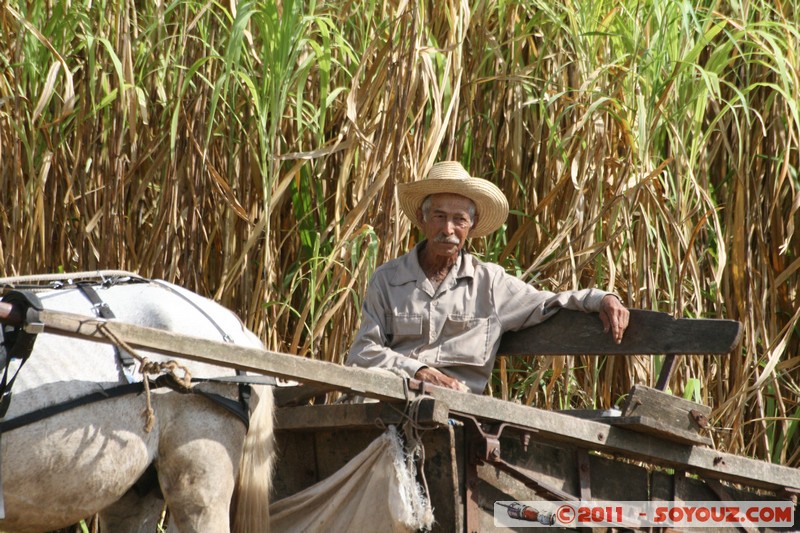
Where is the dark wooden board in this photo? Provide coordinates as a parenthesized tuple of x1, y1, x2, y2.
(651, 472, 800, 532)
(590, 416, 712, 446)
(423, 424, 464, 532)
(275, 399, 449, 431)
(435, 388, 800, 491)
(478, 438, 651, 502)
(498, 308, 742, 356)
(560, 404, 712, 446)
(270, 431, 318, 499)
(313, 428, 382, 481)
(273, 383, 339, 407)
(622, 384, 712, 433)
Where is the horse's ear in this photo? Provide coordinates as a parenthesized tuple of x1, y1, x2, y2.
(468, 213, 479, 236)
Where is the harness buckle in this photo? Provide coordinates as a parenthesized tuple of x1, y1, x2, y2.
(90, 301, 112, 317)
(121, 363, 137, 384)
(23, 319, 44, 334)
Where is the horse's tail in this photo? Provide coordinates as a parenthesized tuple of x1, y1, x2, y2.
(232, 384, 275, 533)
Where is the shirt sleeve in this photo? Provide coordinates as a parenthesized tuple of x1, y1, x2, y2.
(492, 268, 610, 332)
(345, 277, 427, 378)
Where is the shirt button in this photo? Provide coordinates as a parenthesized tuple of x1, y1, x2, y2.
(432, 300, 437, 306)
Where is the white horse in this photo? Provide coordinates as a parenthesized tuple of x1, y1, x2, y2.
(0, 277, 274, 533)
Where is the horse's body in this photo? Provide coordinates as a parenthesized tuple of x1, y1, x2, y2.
(0, 279, 274, 533)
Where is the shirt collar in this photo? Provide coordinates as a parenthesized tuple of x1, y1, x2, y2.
(454, 247, 474, 280)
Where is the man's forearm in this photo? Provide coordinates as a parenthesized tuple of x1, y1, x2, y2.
(346, 338, 426, 378)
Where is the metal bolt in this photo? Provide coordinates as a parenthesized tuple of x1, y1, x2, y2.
(521, 433, 531, 452)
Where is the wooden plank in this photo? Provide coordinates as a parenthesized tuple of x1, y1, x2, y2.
(476, 443, 651, 531)
(556, 408, 622, 419)
(313, 428, 381, 481)
(23, 307, 799, 491)
(560, 387, 713, 445)
(275, 399, 449, 431)
(431, 388, 800, 492)
(601, 416, 711, 446)
(622, 384, 712, 434)
(29, 307, 413, 401)
(273, 383, 339, 407)
(270, 431, 319, 500)
(498, 309, 742, 355)
(423, 425, 464, 533)
(651, 472, 798, 532)
(482, 437, 650, 502)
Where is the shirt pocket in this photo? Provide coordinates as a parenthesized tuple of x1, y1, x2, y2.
(435, 314, 490, 366)
(386, 313, 423, 344)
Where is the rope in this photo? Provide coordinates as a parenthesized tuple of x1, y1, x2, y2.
(381, 396, 439, 510)
(141, 369, 156, 433)
(98, 322, 193, 433)
(403, 397, 433, 506)
(0, 270, 144, 286)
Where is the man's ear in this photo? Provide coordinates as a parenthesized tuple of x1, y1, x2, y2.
(468, 213, 479, 236)
(416, 207, 425, 224)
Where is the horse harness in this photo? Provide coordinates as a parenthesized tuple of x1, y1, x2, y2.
(75, 282, 137, 383)
(0, 290, 41, 421)
(0, 274, 274, 435)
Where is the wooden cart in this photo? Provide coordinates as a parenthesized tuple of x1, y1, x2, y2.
(5, 300, 797, 531)
(270, 310, 799, 532)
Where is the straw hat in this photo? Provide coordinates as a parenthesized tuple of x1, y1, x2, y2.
(398, 161, 509, 238)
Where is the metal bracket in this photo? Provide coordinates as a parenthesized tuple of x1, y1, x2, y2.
(406, 378, 437, 396)
(778, 488, 800, 505)
(459, 414, 579, 503)
(23, 310, 45, 334)
(459, 413, 580, 533)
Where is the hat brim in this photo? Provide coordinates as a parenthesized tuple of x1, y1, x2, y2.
(397, 178, 509, 238)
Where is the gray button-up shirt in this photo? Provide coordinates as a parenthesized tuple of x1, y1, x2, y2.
(346, 242, 610, 393)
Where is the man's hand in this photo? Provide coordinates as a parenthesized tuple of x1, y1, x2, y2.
(599, 295, 629, 344)
(414, 367, 470, 392)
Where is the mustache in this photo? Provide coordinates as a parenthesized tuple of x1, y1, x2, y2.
(433, 234, 460, 245)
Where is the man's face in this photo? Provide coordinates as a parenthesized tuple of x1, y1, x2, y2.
(417, 193, 476, 258)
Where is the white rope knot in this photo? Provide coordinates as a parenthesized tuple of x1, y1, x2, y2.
(139, 359, 193, 389)
(98, 322, 193, 432)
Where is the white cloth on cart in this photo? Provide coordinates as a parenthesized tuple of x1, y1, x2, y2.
(269, 426, 434, 532)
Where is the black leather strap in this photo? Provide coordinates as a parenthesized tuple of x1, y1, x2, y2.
(0, 283, 258, 434)
(0, 382, 145, 434)
(76, 283, 136, 373)
(0, 291, 43, 418)
(0, 375, 251, 434)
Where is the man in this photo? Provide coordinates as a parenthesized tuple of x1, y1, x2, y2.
(346, 161, 629, 393)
